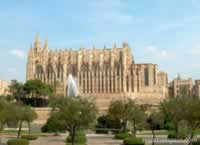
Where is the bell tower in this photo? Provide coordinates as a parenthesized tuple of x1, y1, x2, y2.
(34, 34, 41, 53)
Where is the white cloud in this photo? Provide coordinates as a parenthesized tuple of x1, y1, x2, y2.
(145, 46, 168, 58)
(10, 49, 25, 58)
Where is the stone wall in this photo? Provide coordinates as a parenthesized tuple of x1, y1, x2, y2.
(33, 107, 51, 125)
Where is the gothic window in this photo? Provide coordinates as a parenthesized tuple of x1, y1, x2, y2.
(131, 70, 134, 92)
(137, 69, 140, 92)
(99, 71, 101, 93)
(87, 71, 89, 93)
(47, 64, 54, 80)
(91, 73, 93, 93)
(126, 75, 129, 92)
(144, 68, 149, 86)
(110, 71, 112, 93)
(35, 63, 43, 80)
(153, 68, 156, 85)
(113, 74, 115, 93)
(102, 72, 104, 93)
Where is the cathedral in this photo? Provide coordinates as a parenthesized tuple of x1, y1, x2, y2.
(27, 35, 168, 113)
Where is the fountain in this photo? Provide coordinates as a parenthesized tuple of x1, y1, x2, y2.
(67, 74, 79, 97)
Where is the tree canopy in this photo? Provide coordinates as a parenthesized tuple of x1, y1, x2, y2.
(50, 96, 97, 145)
(108, 99, 137, 132)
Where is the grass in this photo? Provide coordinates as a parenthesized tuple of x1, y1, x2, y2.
(66, 143, 86, 145)
(137, 130, 169, 135)
(194, 129, 200, 135)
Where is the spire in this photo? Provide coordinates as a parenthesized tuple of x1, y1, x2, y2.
(104, 44, 106, 49)
(35, 33, 40, 43)
(177, 73, 181, 80)
(28, 43, 34, 56)
(34, 33, 41, 52)
(44, 37, 48, 51)
(122, 41, 129, 48)
(113, 43, 117, 48)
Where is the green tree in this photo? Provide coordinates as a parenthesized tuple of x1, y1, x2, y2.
(9, 80, 25, 102)
(146, 112, 163, 145)
(24, 107, 37, 136)
(108, 99, 135, 132)
(50, 96, 97, 145)
(41, 113, 66, 135)
(160, 97, 186, 137)
(24, 80, 55, 106)
(0, 98, 8, 143)
(23, 80, 45, 98)
(129, 104, 145, 137)
(182, 99, 200, 145)
(16, 105, 37, 138)
(0, 98, 7, 129)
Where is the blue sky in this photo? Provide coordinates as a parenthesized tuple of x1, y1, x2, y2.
(0, 0, 200, 82)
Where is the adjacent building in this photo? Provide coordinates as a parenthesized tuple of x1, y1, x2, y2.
(0, 80, 10, 96)
(27, 35, 168, 113)
(193, 80, 200, 98)
(170, 74, 194, 97)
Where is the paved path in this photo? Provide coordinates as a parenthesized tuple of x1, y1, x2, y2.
(0, 134, 122, 145)
(0, 134, 193, 145)
(87, 134, 122, 145)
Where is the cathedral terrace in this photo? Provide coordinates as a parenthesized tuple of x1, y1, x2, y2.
(27, 35, 168, 113)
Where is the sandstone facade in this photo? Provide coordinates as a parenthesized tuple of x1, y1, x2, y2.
(27, 35, 168, 113)
(0, 80, 10, 96)
(170, 75, 193, 97)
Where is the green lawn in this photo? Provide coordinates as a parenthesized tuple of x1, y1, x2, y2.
(137, 130, 169, 135)
(194, 129, 200, 135)
(138, 129, 200, 136)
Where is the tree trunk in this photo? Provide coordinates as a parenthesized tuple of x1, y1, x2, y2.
(17, 120, 23, 139)
(71, 126, 76, 145)
(0, 130, 2, 144)
(133, 123, 136, 137)
(28, 122, 31, 136)
(175, 122, 179, 138)
(188, 129, 194, 145)
(152, 129, 155, 145)
(122, 119, 127, 133)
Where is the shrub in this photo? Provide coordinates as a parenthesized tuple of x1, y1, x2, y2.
(124, 137, 144, 145)
(95, 115, 122, 134)
(177, 128, 188, 139)
(41, 115, 66, 133)
(7, 139, 29, 145)
(21, 135, 38, 140)
(168, 132, 177, 139)
(114, 132, 131, 140)
(66, 132, 87, 144)
(95, 128, 108, 134)
(192, 139, 200, 145)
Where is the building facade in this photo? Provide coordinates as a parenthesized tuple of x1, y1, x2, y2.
(170, 75, 193, 97)
(193, 80, 200, 98)
(27, 35, 168, 113)
(0, 80, 10, 96)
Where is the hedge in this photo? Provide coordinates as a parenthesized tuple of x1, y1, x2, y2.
(123, 137, 144, 145)
(7, 139, 29, 145)
(192, 139, 200, 145)
(21, 135, 38, 140)
(114, 132, 131, 140)
(168, 132, 177, 139)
